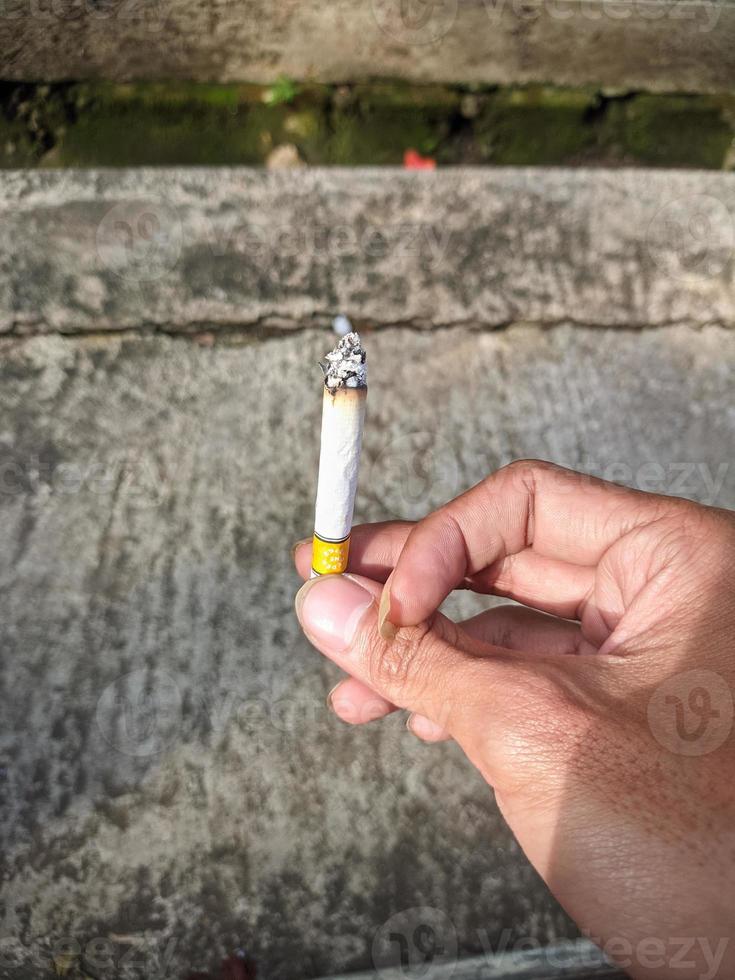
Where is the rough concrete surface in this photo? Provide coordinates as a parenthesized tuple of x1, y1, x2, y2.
(1, 322, 734, 979)
(1, 169, 735, 335)
(1, 0, 735, 92)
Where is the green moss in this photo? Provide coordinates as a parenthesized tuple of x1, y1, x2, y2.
(263, 75, 300, 106)
(0, 82, 75, 167)
(44, 83, 331, 167)
(327, 113, 442, 165)
(0, 80, 733, 169)
(79, 81, 249, 108)
(49, 112, 259, 167)
(474, 87, 599, 165)
(350, 82, 459, 110)
(605, 95, 732, 168)
(0, 117, 38, 167)
(326, 83, 457, 164)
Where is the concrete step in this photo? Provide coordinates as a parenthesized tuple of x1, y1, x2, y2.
(2, 0, 734, 92)
(1, 318, 734, 977)
(1, 168, 734, 336)
(1, 168, 734, 978)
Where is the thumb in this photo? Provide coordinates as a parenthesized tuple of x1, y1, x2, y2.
(295, 572, 508, 743)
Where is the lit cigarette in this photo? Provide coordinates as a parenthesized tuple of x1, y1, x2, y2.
(311, 331, 367, 576)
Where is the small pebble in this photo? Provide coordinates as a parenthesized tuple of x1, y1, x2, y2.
(266, 144, 304, 169)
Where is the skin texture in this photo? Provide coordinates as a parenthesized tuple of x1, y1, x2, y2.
(294, 461, 735, 979)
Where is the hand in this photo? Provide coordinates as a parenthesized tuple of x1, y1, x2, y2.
(294, 461, 735, 980)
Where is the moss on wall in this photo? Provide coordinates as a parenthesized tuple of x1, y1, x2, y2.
(472, 87, 599, 164)
(1, 80, 733, 169)
(39, 82, 328, 166)
(327, 84, 458, 165)
(604, 95, 735, 168)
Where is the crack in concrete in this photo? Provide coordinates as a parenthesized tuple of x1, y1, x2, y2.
(2, 315, 734, 345)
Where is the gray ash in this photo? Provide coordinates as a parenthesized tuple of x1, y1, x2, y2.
(320, 331, 367, 390)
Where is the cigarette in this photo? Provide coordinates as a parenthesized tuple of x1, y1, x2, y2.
(311, 331, 367, 576)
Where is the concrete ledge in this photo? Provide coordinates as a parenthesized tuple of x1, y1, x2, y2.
(1, 324, 734, 977)
(1, 168, 734, 335)
(1, 0, 734, 92)
(320, 941, 627, 979)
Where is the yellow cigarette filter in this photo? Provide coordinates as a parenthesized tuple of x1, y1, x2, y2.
(311, 533, 350, 575)
(312, 332, 367, 577)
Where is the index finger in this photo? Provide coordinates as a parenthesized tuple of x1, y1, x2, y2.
(384, 459, 667, 629)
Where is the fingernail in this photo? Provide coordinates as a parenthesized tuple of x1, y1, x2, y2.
(295, 575, 374, 654)
(326, 681, 343, 712)
(291, 536, 312, 561)
(378, 573, 398, 641)
(406, 713, 448, 741)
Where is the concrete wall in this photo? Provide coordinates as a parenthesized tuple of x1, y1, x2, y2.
(2, 168, 734, 336)
(1, 0, 734, 92)
(1, 169, 735, 978)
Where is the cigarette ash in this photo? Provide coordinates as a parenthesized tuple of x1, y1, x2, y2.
(321, 331, 367, 390)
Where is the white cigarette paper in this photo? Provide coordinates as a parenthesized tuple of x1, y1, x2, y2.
(312, 331, 367, 576)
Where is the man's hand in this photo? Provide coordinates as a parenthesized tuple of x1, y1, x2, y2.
(294, 461, 735, 979)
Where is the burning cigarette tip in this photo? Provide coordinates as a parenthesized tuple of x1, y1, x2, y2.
(322, 331, 367, 391)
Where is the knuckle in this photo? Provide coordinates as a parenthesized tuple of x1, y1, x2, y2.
(365, 620, 442, 698)
(494, 458, 546, 487)
(648, 507, 719, 571)
(490, 459, 564, 505)
(500, 458, 547, 474)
